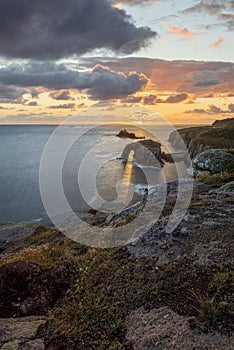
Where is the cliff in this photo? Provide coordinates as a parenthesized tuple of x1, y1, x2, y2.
(169, 118, 234, 159)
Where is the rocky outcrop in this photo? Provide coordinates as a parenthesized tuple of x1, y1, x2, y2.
(192, 149, 234, 174)
(116, 129, 145, 139)
(126, 307, 234, 350)
(0, 222, 45, 244)
(0, 316, 46, 350)
(121, 139, 164, 167)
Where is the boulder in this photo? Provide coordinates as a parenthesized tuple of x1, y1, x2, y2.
(126, 307, 234, 350)
(192, 149, 234, 174)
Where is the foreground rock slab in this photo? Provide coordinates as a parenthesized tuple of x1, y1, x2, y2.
(0, 316, 46, 350)
(126, 307, 234, 350)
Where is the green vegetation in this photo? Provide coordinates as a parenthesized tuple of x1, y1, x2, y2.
(45, 248, 159, 350)
(199, 170, 234, 187)
(190, 265, 234, 328)
(195, 126, 234, 149)
(1, 228, 233, 348)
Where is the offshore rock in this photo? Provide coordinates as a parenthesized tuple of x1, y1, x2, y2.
(116, 129, 145, 139)
(121, 139, 164, 167)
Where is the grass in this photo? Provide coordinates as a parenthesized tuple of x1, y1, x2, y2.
(190, 266, 234, 329)
(198, 170, 234, 187)
(195, 126, 234, 149)
(44, 248, 160, 350)
(1, 235, 233, 347)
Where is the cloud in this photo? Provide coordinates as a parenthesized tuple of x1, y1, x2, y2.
(0, 62, 149, 101)
(114, 0, 157, 6)
(49, 103, 77, 110)
(165, 93, 188, 103)
(122, 95, 142, 103)
(69, 57, 234, 95)
(27, 101, 38, 106)
(183, 1, 234, 30)
(0, 113, 66, 124)
(0, 84, 27, 103)
(87, 65, 149, 100)
(49, 90, 74, 100)
(193, 79, 222, 87)
(209, 37, 226, 48)
(1, 58, 233, 104)
(165, 24, 197, 39)
(229, 103, 234, 112)
(0, 0, 156, 59)
(143, 94, 157, 104)
(186, 104, 234, 115)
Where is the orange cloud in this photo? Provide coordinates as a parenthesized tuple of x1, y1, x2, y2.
(166, 24, 197, 39)
(209, 37, 225, 48)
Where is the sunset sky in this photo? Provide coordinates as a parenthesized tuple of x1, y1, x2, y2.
(0, 0, 233, 124)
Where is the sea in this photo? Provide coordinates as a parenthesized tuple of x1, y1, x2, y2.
(0, 124, 194, 226)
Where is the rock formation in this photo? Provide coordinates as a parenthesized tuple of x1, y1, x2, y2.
(120, 139, 164, 167)
(116, 129, 145, 139)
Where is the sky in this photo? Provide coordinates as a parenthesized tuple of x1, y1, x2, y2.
(0, 0, 233, 124)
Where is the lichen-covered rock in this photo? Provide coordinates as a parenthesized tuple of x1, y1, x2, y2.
(126, 307, 234, 350)
(0, 316, 46, 349)
(192, 149, 234, 174)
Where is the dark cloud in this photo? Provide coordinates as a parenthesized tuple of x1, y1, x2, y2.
(0, 0, 156, 59)
(185, 108, 207, 114)
(0, 62, 149, 101)
(49, 91, 74, 101)
(27, 101, 38, 106)
(185, 103, 234, 115)
(0, 84, 27, 103)
(183, 1, 234, 30)
(229, 103, 234, 113)
(115, 0, 157, 6)
(143, 94, 162, 104)
(81, 57, 233, 94)
(122, 95, 142, 103)
(193, 79, 221, 87)
(49, 103, 76, 109)
(87, 65, 149, 100)
(165, 93, 188, 103)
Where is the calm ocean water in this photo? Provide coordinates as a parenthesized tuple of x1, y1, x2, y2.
(0, 124, 192, 226)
